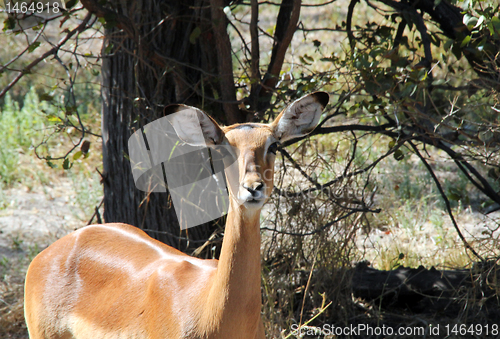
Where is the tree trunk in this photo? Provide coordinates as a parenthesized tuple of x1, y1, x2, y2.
(100, 0, 237, 254)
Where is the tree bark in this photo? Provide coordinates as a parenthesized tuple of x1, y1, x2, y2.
(96, 0, 236, 253)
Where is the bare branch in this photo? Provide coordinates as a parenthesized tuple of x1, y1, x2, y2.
(249, 0, 261, 115)
(266, 0, 301, 85)
(346, 0, 360, 50)
(256, 0, 301, 112)
(277, 139, 403, 198)
(0, 24, 45, 72)
(0, 12, 92, 99)
(408, 141, 484, 261)
(260, 210, 360, 236)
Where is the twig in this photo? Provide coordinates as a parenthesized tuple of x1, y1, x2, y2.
(299, 253, 317, 325)
(276, 138, 405, 198)
(249, 0, 261, 115)
(279, 148, 322, 190)
(422, 136, 500, 206)
(0, 23, 45, 72)
(343, 130, 357, 178)
(408, 141, 483, 261)
(346, 0, 360, 50)
(87, 197, 104, 225)
(261, 209, 367, 236)
(0, 12, 92, 99)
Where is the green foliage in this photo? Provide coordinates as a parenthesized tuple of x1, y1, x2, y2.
(0, 84, 100, 186)
(0, 89, 46, 185)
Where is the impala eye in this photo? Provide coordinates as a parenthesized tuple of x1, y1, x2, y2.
(268, 142, 279, 155)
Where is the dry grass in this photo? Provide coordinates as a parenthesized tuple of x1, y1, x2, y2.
(0, 271, 27, 338)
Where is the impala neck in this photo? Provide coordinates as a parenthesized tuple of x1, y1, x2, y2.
(201, 201, 263, 335)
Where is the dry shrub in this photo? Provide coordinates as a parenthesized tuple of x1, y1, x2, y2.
(0, 279, 27, 339)
(259, 138, 500, 338)
(260, 138, 370, 337)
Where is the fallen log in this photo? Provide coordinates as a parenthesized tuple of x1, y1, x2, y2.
(350, 261, 500, 314)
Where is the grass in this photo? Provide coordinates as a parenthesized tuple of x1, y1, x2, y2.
(368, 168, 497, 269)
(0, 90, 42, 187)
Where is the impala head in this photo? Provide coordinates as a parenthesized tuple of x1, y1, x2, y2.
(167, 92, 329, 212)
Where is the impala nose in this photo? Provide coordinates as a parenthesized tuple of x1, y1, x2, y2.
(242, 181, 265, 201)
(245, 182, 264, 194)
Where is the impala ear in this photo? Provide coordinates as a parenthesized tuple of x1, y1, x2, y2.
(271, 92, 329, 142)
(165, 105, 223, 146)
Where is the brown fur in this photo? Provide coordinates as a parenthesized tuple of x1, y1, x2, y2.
(24, 92, 328, 339)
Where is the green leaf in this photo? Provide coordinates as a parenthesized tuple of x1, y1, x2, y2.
(65, 105, 77, 116)
(299, 56, 311, 66)
(491, 16, 500, 38)
(460, 35, 471, 48)
(3, 17, 16, 31)
(31, 23, 44, 31)
(46, 159, 58, 169)
(304, 54, 314, 63)
(463, 13, 474, 27)
(63, 158, 73, 170)
(47, 114, 61, 122)
(65, 0, 79, 9)
(492, 16, 500, 29)
(393, 149, 404, 161)
(419, 70, 428, 81)
(432, 78, 446, 86)
(104, 42, 114, 54)
(40, 93, 54, 102)
(475, 15, 485, 29)
(73, 151, 83, 160)
(99, 12, 117, 29)
(189, 27, 201, 44)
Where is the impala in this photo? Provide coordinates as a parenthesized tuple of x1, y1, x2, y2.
(24, 92, 329, 339)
